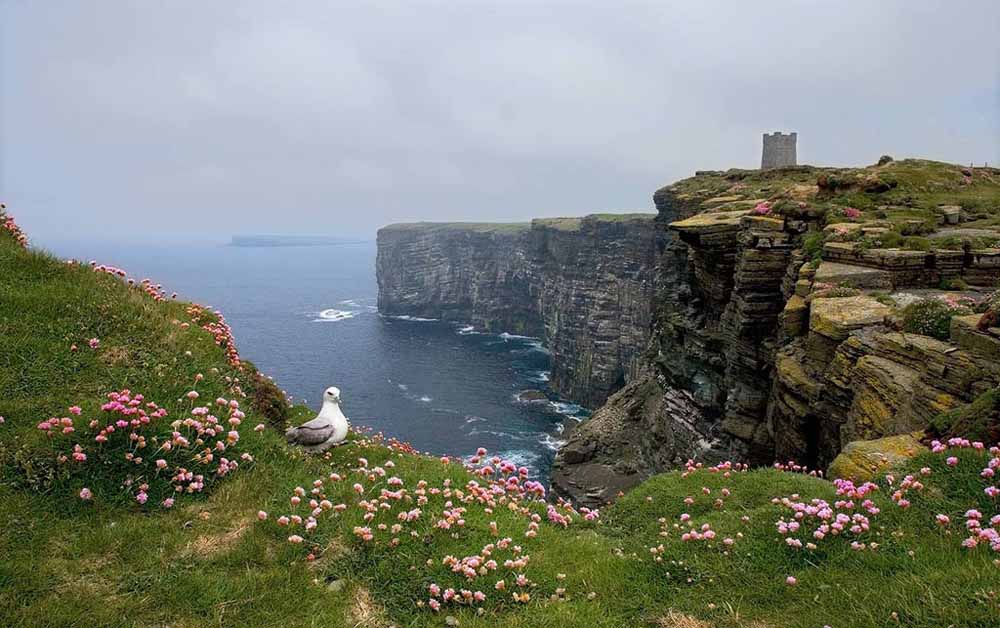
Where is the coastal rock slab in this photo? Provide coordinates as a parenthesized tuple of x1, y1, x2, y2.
(827, 433, 926, 481)
(813, 261, 892, 290)
(809, 296, 891, 342)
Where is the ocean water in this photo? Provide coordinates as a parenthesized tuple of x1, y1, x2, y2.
(40, 238, 588, 479)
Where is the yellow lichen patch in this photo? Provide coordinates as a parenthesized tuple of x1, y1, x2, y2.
(346, 586, 391, 628)
(828, 432, 927, 481)
(654, 609, 713, 628)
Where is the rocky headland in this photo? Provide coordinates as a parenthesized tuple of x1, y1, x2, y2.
(375, 160, 1000, 507)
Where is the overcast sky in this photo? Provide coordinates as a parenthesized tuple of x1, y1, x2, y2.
(2, 1, 998, 241)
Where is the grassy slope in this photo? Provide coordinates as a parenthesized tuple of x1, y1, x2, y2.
(2, 218, 999, 628)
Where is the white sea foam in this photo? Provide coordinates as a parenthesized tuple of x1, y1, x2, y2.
(527, 370, 551, 382)
(457, 325, 477, 335)
(419, 395, 432, 403)
(550, 401, 583, 415)
(387, 314, 439, 322)
(467, 428, 531, 442)
(499, 332, 537, 341)
(493, 449, 543, 470)
(313, 308, 355, 322)
(538, 433, 566, 452)
(464, 415, 487, 424)
(525, 340, 550, 354)
(397, 383, 408, 391)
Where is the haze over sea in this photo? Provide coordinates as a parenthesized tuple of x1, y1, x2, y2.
(41, 237, 588, 479)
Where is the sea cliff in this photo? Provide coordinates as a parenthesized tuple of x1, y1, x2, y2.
(553, 160, 1000, 505)
(376, 215, 660, 407)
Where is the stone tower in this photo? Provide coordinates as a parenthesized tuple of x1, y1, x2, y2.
(761, 131, 797, 169)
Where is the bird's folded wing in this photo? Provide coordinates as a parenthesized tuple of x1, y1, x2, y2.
(291, 419, 335, 445)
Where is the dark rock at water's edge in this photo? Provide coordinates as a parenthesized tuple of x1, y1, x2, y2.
(516, 389, 549, 403)
(375, 215, 661, 409)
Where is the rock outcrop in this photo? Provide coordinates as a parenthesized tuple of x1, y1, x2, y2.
(376, 215, 661, 407)
(553, 160, 1000, 507)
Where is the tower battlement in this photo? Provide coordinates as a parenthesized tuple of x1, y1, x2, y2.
(761, 131, 797, 169)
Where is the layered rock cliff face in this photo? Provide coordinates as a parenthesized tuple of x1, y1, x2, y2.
(376, 215, 661, 407)
(553, 160, 1000, 506)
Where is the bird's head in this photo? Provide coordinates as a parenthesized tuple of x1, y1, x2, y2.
(323, 386, 341, 404)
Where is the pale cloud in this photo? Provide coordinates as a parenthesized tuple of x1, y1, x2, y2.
(1, 1, 997, 241)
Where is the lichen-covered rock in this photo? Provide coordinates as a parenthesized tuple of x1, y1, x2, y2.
(809, 296, 892, 342)
(827, 432, 926, 481)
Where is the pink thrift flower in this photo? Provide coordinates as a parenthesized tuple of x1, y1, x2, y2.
(946, 457, 959, 467)
(79, 488, 93, 500)
(88, 338, 99, 349)
(786, 576, 797, 586)
(68, 406, 82, 415)
(257, 511, 268, 521)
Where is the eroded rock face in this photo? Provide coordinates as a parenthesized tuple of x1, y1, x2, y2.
(376, 216, 661, 407)
(553, 169, 1000, 501)
(550, 374, 739, 507)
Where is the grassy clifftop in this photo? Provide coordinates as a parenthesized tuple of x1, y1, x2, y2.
(380, 213, 657, 235)
(2, 208, 999, 627)
(665, 158, 1000, 234)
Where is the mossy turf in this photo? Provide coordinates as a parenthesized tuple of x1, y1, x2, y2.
(667, 159, 1000, 236)
(2, 224, 999, 628)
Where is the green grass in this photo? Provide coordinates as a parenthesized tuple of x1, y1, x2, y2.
(664, 159, 1000, 237)
(2, 218, 1000, 627)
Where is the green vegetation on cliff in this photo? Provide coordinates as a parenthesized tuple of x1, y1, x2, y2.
(667, 159, 1000, 238)
(2, 208, 999, 628)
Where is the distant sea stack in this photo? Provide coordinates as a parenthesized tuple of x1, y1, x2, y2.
(375, 215, 661, 408)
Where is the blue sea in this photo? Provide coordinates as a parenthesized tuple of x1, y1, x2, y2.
(40, 237, 588, 479)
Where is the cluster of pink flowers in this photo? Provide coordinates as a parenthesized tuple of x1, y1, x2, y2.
(927, 439, 999, 552)
(774, 487, 878, 551)
(187, 304, 242, 369)
(0, 204, 28, 247)
(89, 261, 170, 302)
(887, 473, 924, 509)
(772, 460, 824, 478)
(751, 201, 772, 216)
(41, 389, 257, 506)
(261, 443, 596, 612)
(842, 206, 862, 219)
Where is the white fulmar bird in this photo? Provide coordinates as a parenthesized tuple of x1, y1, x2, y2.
(285, 386, 350, 452)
